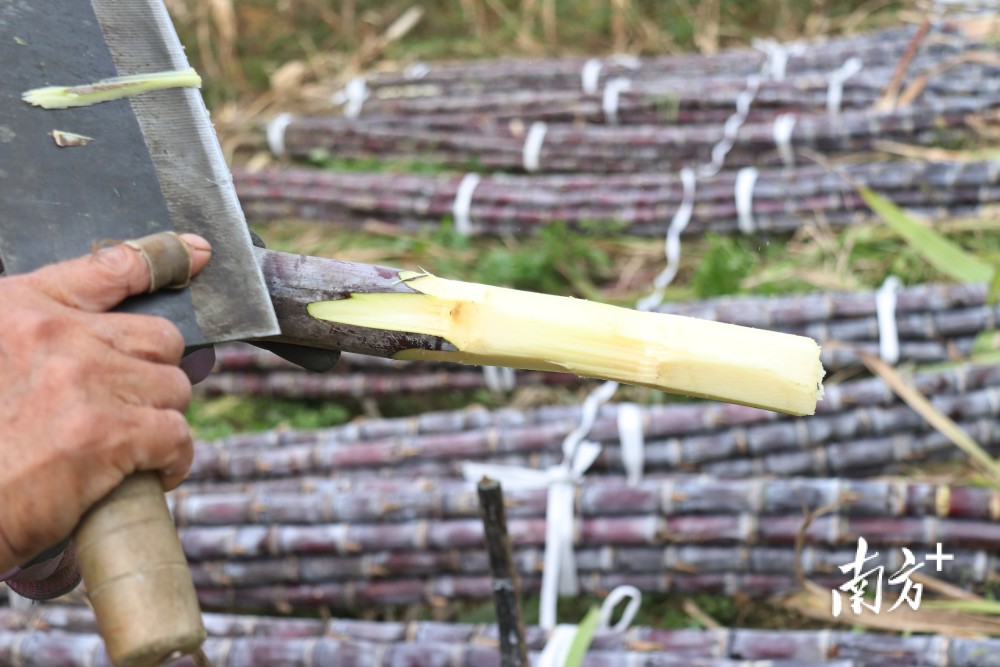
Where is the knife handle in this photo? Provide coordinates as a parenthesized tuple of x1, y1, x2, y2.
(74, 472, 205, 667)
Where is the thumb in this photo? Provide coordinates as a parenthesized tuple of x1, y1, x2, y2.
(24, 233, 211, 313)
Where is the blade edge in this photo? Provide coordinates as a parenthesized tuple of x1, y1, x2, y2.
(89, 0, 279, 343)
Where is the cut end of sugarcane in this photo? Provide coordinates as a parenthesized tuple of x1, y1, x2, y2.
(22, 68, 202, 109)
(308, 270, 826, 416)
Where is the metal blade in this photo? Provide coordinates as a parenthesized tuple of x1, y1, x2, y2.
(0, 0, 279, 346)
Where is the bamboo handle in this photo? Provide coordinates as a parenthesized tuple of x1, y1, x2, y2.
(74, 472, 205, 667)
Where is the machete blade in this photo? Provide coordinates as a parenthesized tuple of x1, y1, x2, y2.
(0, 0, 279, 346)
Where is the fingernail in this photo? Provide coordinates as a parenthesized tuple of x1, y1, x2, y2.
(179, 234, 212, 274)
(179, 234, 211, 254)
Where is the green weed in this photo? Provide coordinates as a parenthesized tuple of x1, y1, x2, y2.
(187, 395, 351, 441)
(689, 233, 759, 298)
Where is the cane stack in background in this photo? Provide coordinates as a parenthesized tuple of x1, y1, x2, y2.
(185, 13, 1000, 655)
(6, 7, 1000, 667)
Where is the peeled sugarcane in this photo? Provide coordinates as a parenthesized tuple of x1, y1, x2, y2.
(203, 275, 1000, 400)
(253, 247, 823, 416)
(273, 99, 994, 175)
(169, 475, 1000, 526)
(216, 279, 1000, 372)
(181, 544, 997, 588)
(234, 159, 1000, 236)
(3, 604, 1000, 667)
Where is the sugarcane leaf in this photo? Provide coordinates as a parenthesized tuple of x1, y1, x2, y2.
(987, 266, 1000, 305)
(858, 186, 993, 284)
(859, 351, 1000, 485)
(563, 606, 601, 667)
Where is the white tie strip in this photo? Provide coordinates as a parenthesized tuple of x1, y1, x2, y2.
(772, 113, 798, 167)
(451, 173, 482, 236)
(602, 78, 632, 126)
(876, 275, 902, 365)
(265, 112, 294, 157)
(522, 121, 549, 173)
(735, 166, 760, 234)
(826, 57, 864, 116)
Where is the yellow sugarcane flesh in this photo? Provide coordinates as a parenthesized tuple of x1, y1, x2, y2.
(308, 271, 825, 416)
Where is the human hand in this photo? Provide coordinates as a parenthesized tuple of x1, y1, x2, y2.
(0, 234, 210, 573)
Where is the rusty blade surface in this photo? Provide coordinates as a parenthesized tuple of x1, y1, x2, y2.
(0, 0, 278, 346)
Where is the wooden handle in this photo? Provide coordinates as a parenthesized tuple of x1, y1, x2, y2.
(74, 472, 205, 667)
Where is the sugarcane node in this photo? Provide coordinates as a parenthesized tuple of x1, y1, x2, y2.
(123, 231, 194, 293)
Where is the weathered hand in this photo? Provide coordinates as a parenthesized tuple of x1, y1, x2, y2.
(0, 235, 210, 573)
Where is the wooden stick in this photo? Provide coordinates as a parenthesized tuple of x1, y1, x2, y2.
(477, 478, 528, 667)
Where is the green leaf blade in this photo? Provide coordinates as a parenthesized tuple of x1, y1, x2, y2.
(858, 186, 993, 284)
(563, 607, 601, 667)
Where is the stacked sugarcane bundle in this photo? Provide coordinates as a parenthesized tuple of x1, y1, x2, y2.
(270, 97, 996, 175)
(351, 63, 1000, 129)
(357, 25, 973, 99)
(188, 359, 1000, 481)
(234, 160, 1000, 236)
(200, 279, 1000, 400)
(13, 604, 1000, 667)
(259, 22, 999, 175)
(157, 475, 1000, 611)
(200, 344, 578, 399)
(234, 158, 1000, 236)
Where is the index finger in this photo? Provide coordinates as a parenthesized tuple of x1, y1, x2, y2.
(24, 233, 212, 312)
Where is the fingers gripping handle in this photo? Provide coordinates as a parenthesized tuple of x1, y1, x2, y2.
(75, 232, 205, 667)
(74, 473, 205, 667)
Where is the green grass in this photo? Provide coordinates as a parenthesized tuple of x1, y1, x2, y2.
(187, 395, 351, 441)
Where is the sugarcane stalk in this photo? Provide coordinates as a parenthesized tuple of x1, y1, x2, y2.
(255, 248, 824, 416)
(175, 511, 1000, 562)
(277, 100, 994, 174)
(188, 417, 1000, 481)
(188, 359, 1000, 458)
(359, 25, 963, 94)
(178, 543, 996, 589)
(168, 475, 1000, 526)
(234, 157, 1000, 235)
(184, 385, 1000, 482)
(198, 335, 981, 397)
(195, 367, 578, 399)
(6, 602, 1000, 665)
(193, 571, 978, 613)
(0, 629, 870, 667)
(190, 573, 848, 611)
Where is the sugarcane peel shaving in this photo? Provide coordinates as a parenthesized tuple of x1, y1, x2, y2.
(22, 68, 202, 109)
(308, 270, 826, 416)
